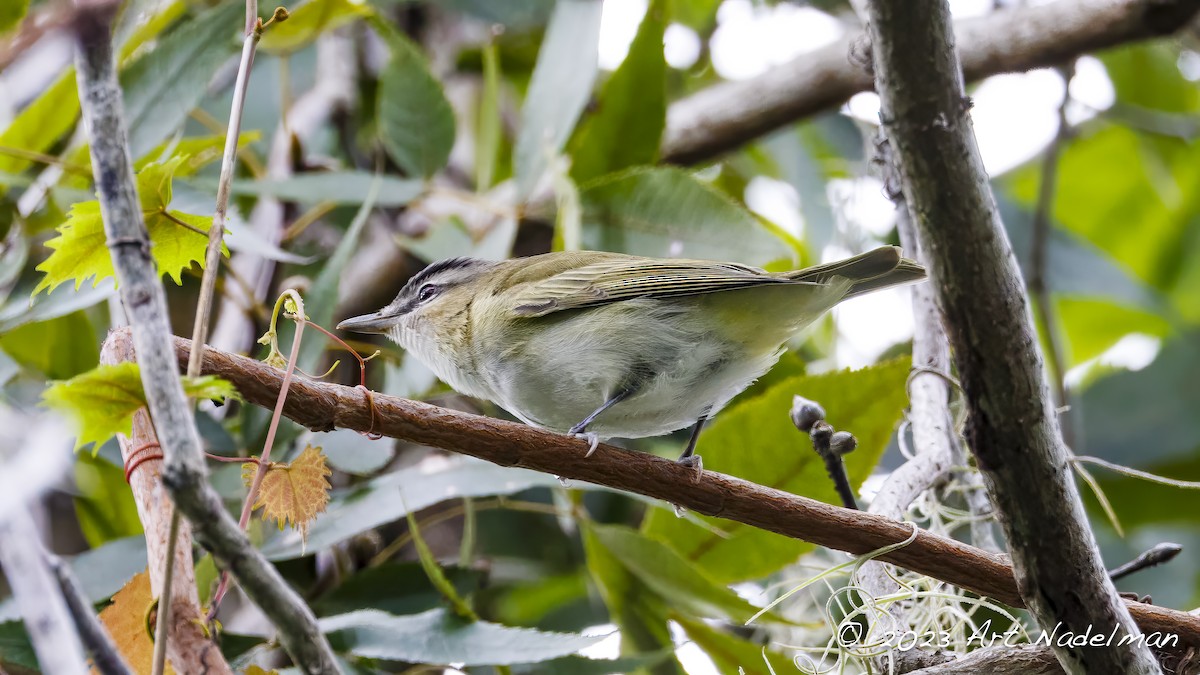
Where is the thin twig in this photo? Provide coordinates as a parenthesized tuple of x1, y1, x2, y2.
(211, 293, 307, 612)
(1029, 62, 1076, 449)
(46, 552, 133, 675)
(150, 4, 265, 673)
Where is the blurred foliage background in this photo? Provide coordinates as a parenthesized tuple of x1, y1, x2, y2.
(1, 0, 1199, 672)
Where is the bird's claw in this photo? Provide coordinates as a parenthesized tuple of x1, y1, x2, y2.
(677, 454, 703, 482)
(573, 431, 601, 457)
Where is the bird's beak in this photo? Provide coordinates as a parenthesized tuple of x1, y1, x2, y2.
(337, 312, 394, 334)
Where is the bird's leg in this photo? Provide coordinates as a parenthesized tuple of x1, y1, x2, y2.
(676, 416, 707, 481)
(569, 387, 635, 457)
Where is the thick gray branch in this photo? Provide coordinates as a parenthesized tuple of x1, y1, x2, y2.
(70, 4, 340, 673)
(663, 0, 1200, 164)
(0, 511, 89, 675)
(862, 0, 1162, 673)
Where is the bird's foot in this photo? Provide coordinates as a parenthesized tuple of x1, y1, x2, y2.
(571, 431, 601, 457)
(676, 454, 703, 482)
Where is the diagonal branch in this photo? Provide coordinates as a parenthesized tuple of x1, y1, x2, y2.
(662, 0, 1200, 164)
(102, 327, 1200, 653)
(71, 3, 339, 672)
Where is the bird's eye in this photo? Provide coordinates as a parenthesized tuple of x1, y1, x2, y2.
(418, 284, 440, 302)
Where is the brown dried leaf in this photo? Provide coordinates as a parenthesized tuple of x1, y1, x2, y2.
(96, 569, 175, 674)
(242, 445, 332, 540)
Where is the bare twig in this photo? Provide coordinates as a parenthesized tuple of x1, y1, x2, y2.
(71, 4, 339, 672)
(862, 0, 1162, 671)
(210, 33, 357, 355)
(662, 0, 1200, 164)
(46, 553, 133, 675)
(118, 328, 1200, 651)
(1029, 63, 1077, 449)
(176, 0, 265, 637)
(1109, 543, 1184, 582)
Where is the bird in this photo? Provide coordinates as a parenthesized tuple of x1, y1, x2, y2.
(337, 247, 924, 476)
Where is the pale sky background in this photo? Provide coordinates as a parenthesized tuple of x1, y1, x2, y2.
(588, 1, 1157, 671)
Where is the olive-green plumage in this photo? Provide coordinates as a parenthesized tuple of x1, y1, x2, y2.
(339, 247, 924, 467)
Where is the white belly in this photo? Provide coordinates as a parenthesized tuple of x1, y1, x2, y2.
(477, 300, 783, 439)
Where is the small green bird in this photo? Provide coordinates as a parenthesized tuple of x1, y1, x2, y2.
(338, 247, 924, 474)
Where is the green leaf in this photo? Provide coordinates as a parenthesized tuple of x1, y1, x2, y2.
(120, 1, 243, 158)
(0, 310, 98, 380)
(0, 283, 113, 333)
(377, 32, 457, 178)
(41, 362, 240, 452)
(134, 131, 261, 175)
(512, 652, 676, 675)
(436, 0, 554, 29)
(259, 0, 371, 54)
(569, 0, 666, 183)
(514, 0, 603, 199)
(0, 0, 184, 178)
(0, 621, 36, 672)
(321, 608, 601, 666)
(1057, 298, 1172, 367)
(0, 0, 29, 33)
(580, 167, 791, 266)
(0, 73, 80, 176)
(34, 157, 223, 295)
(590, 523, 768, 624)
(1103, 43, 1200, 114)
(674, 614, 796, 675)
(475, 41, 502, 190)
(643, 358, 910, 582)
(74, 452, 144, 547)
(260, 459, 563, 559)
(313, 562, 484, 617)
(313, 428, 394, 475)
(404, 507, 477, 620)
(1003, 124, 1200, 322)
(1082, 333, 1200, 469)
(582, 523, 684, 675)
(229, 170, 423, 206)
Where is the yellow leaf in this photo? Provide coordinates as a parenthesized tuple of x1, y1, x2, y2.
(242, 446, 332, 540)
(97, 569, 175, 674)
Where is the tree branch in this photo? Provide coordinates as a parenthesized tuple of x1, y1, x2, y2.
(0, 510, 89, 675)
(662, 0, 1200, 165)
(863, 0, 1163, 672)
(46, 553, 133, 675)
(102, 327, 1200, 652)
(70, 3, 339, 672)
(101, 338, 234, 675)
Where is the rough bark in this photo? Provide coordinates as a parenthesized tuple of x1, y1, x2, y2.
(862, 0, 1163, 672)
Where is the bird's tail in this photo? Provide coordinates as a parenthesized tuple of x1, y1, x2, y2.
(782, 246, 926, 300)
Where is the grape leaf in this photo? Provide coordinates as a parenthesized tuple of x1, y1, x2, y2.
(33, 156, 225, 295)
(98, 569, 176, 674)
(259, 0, 370, 55)
(242, 446, 333, 541)
(41, 362, 240, 452)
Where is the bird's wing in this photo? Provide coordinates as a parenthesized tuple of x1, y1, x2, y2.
(508, 258, 814, 317)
